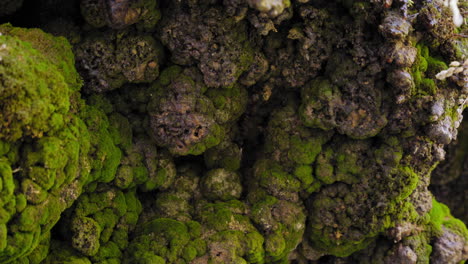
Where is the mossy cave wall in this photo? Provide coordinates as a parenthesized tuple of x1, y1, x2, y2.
(0, 0, 467, 263)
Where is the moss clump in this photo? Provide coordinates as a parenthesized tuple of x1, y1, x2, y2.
(254, 159, 301, 200)
(204, 139, 242, 171)
(66, 187, 142, 262)
(125, 218, 201, 263)
(248, 194, 306, 262)
(0, 31, 71, 141)
(75, 31, 163, 93)
(411, 44, 448, 96)
(80, 106, 122, 185)
(43, 240, 91, 264)
(264, 105, 331, 170)
(148, 67, 244, 156)
(429, 198, 468, 239)
(159, 5, 255, 89)
(0, 24, 82, 92)
(0, 26, 88, 262)
(299, 78, 342, 131)
(307, 136, 423, 258)
(202, 169, 243, 201)
(0, 1, 467, 263)
(71, 216, 102, 256)
(195, 200, 266, 263)
(0, 25, 126, 263)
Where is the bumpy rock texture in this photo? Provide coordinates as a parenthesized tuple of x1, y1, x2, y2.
(0, 0, 467, 263)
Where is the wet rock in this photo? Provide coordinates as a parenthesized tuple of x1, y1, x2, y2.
(431, 227, 468, 264)
(379, 12, 412, 39)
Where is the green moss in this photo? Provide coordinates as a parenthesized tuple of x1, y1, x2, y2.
(335, 152, 362, 182)
(264, 104, 332, 172)
(265, 232, 286, 258)
(182, 245, 197, 262)
(202, 169, 242, 201)
(149, 69, 226, 156)
(425, 55, 448, 76)
(204, 140, 242, 171)
(244, 232, 264, 263)
(157, 66, 183, 86)
(21, 179, 47, 204)
(183, 124, 224, 156)
(23, 232, 51, 264)
(0, 142, 10, 157)
(288, 135, 323, 165)
(108, 113, 132, 150)
(129, 218, 193, 263)
(86, 95, 114, 114)
(309, 232, 375, 258)
(255, 159, 301, 196)
(154, 193, 192, 221)
(93, 210, 119, 242)
(411, 44, 448, 96)
(132, 166, 149, 185)
(187, 239, 206, 258)
(0, 33, 71, 141)
(300, 78, 341, 130)
(115, 166, 134, 189)
(405, 235, 432, 264)
(0, 24, 82, 92)
(15, 194, 27, 214)
(130, 253, 165, 264)
(236, 41, 255, 80)
(307, 149, 421, 259)
(80, 106, 122, 184)
(429, 199, 468, 240)
(393, 166, 419, 202)
(206, 85, 248, 124)
(0, 24, 137, 263)
(0, 159, 14, 212)
(18, 206, 43, 232)
(294, 165, 314, 187)
(315, 141, 367, 186)
(92, 241, 122, 262)
(0, 224, 6, 251)
(144, 150, 176, 191)
(249, 195, 305, 262)
(194, 200, 267, 262)
(0, 231, 40, 262)
(43, 240, 91, 264)
(443, 218, 468, 241)
(315, 148, 335, 185)
(71, 216, 102, 257)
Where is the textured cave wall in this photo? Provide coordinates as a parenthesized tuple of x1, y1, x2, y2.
(431, 112, 468, 225)
(0, 0, 467, 263)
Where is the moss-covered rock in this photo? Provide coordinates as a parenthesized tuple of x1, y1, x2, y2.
(0, 0, 467, 263)
(158, 3, 255, 89)
(125, 218, 201, 263)
(201, 169, 242, 201)
(75, 30, 163, 93)
(0, 28, 72, 141)
(148, 67, 245, 155)
(67, 186, 142, 261)
(0, 25, 125, 263)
